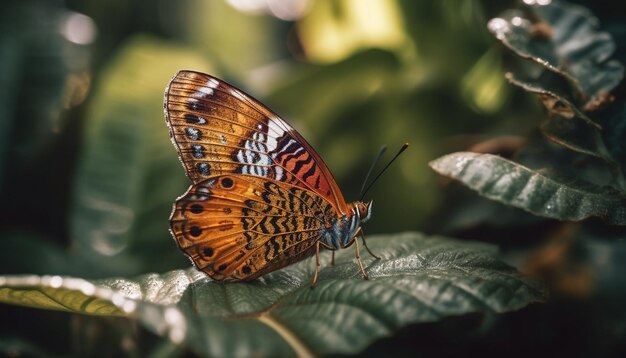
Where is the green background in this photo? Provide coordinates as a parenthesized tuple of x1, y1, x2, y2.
(1, 0, 625, 356)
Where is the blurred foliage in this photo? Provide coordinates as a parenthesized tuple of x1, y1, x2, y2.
(430, 0, 626, 356)
(71, 35, 213, 276)
(0, 0, 625, 356)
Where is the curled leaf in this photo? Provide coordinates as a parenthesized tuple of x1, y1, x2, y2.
(505, 72, 597, 127)
(488, 1, 624, 106)
(506, 73, 624, 188)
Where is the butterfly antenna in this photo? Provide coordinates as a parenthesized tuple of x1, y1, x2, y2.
(359, 145, 387, 197)
(360, 143, 409, 201)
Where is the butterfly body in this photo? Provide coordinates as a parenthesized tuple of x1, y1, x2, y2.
(321, 201, 372, 250)
(165, 70, 377, 286)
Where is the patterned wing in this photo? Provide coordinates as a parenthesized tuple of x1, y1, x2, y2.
(170, 174, 336, 281)
(164, 70, 348, 214)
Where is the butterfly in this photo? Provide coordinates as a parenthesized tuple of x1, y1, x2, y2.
(164, 70, 379, 287)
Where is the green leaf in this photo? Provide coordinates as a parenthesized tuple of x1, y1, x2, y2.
(505, 73, 597, 127)
(488, 1, 624, 106)
(430, 152, 626, 224)
(0, 233, 544, 357)
(533, 2, 624, 102)
(505, 73, 624, 187)
(0, 276, 124, 316)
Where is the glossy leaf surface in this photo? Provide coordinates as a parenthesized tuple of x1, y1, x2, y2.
(0, 232, 544, 356)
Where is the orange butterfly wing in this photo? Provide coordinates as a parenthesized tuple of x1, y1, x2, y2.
(170, 174, 336, 280)
(164, 70, 348, 280)
(164, 70, 348, 213)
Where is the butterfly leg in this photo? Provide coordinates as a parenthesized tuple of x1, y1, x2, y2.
(311, 241, 321, 288)
(331, 250, 335, 266)
(360, 230, 381, 260)
(353, 237, 369, 280)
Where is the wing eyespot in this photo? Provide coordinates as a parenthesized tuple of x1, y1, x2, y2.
(220, 177, 234, 189)
(189, 204, 203, 214)
(189, 226, 202, 237)
(203, 247, 214, 257)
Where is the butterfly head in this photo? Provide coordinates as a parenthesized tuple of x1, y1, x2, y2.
(353, 200, 373, 223)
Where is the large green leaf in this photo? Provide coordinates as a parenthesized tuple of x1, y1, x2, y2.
(0, 232, 544, 357)
(430, 152, 626, 224)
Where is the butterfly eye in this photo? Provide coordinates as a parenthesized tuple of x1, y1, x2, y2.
(220, 177, 234, 189)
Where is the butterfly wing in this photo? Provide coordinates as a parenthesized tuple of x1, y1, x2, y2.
(165, 70, 349, 214)
(170, 174, 336, 281)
